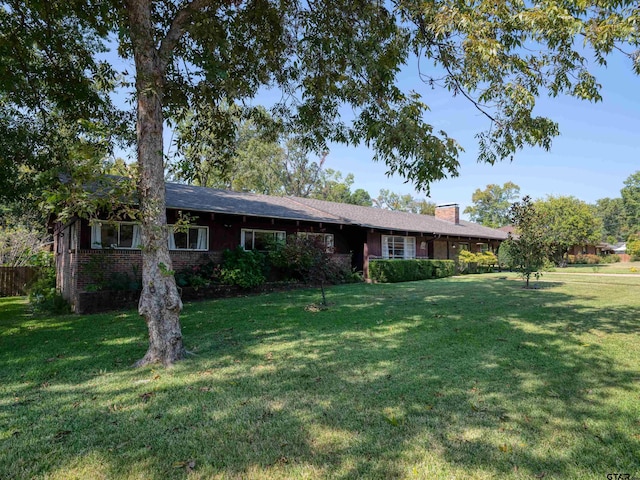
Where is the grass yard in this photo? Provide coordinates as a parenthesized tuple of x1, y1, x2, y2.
(554, 260, 640, 275)
(1, 273, 639, 479)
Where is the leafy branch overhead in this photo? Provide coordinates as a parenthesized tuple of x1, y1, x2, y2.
(3, 0, 639, 194)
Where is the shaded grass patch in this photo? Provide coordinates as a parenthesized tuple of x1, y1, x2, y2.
(1, 275, 640, 479)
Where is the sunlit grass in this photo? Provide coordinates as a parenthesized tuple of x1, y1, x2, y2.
(554, 260, 640, 274)
(1, 274, 640, 479)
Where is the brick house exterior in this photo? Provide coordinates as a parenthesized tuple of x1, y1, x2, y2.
(54, 183, 507, 312)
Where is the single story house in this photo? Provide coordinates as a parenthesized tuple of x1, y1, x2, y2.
(567, 243, 616, 256)
(53, 182, 508, 311)
(612, 242, 626, 254)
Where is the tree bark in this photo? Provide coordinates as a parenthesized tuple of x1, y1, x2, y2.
(128, 0, 185, 367)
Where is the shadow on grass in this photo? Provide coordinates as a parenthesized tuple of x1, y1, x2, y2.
(1, 278, 639, 479)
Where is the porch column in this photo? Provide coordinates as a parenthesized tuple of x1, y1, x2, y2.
(363, 242, 370, 282)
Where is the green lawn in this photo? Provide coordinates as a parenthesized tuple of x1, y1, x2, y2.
(553, 260, 640, 275)
(1, 274, 639, 479)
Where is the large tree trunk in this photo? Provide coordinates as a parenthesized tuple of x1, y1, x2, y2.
(128, 0, 185, 367)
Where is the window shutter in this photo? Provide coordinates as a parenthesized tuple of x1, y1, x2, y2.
(325, 234, 334, 252)
(167, 226, 177, 250)
(91, 224, 102, 249)
(132, 225, 142, 249)
(382, 236, 389, 259)
(196, 228, 208, 250)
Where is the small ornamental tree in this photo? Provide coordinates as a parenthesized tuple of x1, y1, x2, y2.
(508, 196, 548, 288)
(269, 235, 343, 306)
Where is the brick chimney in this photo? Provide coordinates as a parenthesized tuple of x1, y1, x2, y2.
(435, 204, 460, 224)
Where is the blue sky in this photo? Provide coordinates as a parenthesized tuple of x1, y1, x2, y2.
(316, 50, 639, 218)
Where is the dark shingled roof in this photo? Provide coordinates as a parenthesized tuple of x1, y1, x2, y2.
(289, 197, 508, 240)
(165, 182, 508, 240)
(165, 183, 343, 224)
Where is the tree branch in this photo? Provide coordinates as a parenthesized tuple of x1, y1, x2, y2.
(410, 11, 502, 127)
(158, 0, 221, 72)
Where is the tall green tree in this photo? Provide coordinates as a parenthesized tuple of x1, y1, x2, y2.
(311, 170, 371, 205)
(171, 112, 369, 200)
(0, 3, 131, 211)
(3, 0, 638, 366)
(349, 188, 374, 207)
(535, 196, 602, 265)
(627, 234, 640, 259)
(463, 182, 520, 227)
(621, 171, 640, 235)
(593, 197, 626, 243)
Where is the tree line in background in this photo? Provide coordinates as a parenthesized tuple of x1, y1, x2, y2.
(465, 172, 640, 246)
(461, 174, 640, 286)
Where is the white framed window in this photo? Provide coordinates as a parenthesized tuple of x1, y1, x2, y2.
(168, 225, 209, 251)
(91, 222, 142, 249)
(297, 232, 335, 253)
(241, 229, 286, 251)
(477, 243, 489, 253)
(382, 235, 416, 259)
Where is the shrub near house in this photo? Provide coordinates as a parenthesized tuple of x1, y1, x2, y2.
(369, 259, 455, 283)
(628, 236, 640, 261)
(457, 250, 498, 274)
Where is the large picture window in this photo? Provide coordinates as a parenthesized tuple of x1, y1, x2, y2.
(241, 229, 286, 251)
(91, 222, 142, 249)
(382, 235, 416, 259)
(168, 226, 209, 251)
(297, 232, 335, 253)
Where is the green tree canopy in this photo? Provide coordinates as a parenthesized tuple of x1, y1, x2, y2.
(310, 170, 372, 206)
(374, 189, 436, 214)
(463, 182, 520, 227)
(535, 195, 603, 265)
(621, 171, 640, 235)
(170, 108, 375, 203)
(592, 197, 626, 243)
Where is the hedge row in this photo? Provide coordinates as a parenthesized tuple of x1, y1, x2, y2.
(369, 259, 456, 283)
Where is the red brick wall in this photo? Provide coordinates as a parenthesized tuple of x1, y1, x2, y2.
(75, 250, 223, 292)
(435, 205, 460, 224)
(568, 245, 597, 255)
(330, 253, 352, 272)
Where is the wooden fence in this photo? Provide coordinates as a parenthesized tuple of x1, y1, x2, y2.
(0, 266, 38, 297)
